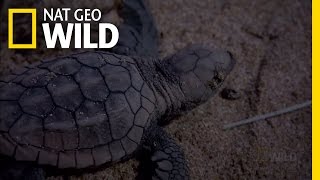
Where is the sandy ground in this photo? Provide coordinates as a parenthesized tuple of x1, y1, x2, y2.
(148, 0, 312, 179)
(1, 0, 311, 179)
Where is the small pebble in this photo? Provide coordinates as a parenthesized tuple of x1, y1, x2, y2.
(220, 88, 241, 100)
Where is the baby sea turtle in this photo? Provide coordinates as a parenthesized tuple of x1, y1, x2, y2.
(0, 0, 235, 179)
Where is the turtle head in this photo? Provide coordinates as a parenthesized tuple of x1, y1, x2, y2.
(166, 45, 235, 107)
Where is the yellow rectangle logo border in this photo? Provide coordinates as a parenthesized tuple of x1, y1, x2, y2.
(8, 8, 37, 49)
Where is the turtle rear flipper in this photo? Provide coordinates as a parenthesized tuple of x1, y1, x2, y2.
(138, 126, 189, 180)
(112, 0, 158, 57)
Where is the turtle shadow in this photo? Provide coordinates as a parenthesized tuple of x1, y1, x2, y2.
(135, 149, 154, 180)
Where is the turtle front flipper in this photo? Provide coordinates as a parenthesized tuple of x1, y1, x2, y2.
(138, 125, 189, 180)
(112, 0, 158, 57)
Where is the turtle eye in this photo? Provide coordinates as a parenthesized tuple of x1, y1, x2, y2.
(207, 70, 226, 90)
(213, 71, 225, 83)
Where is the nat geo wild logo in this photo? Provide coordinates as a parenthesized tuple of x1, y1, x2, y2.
(8, 8, 119, 49)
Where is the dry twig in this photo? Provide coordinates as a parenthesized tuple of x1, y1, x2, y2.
(223, 100, 311, 130)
